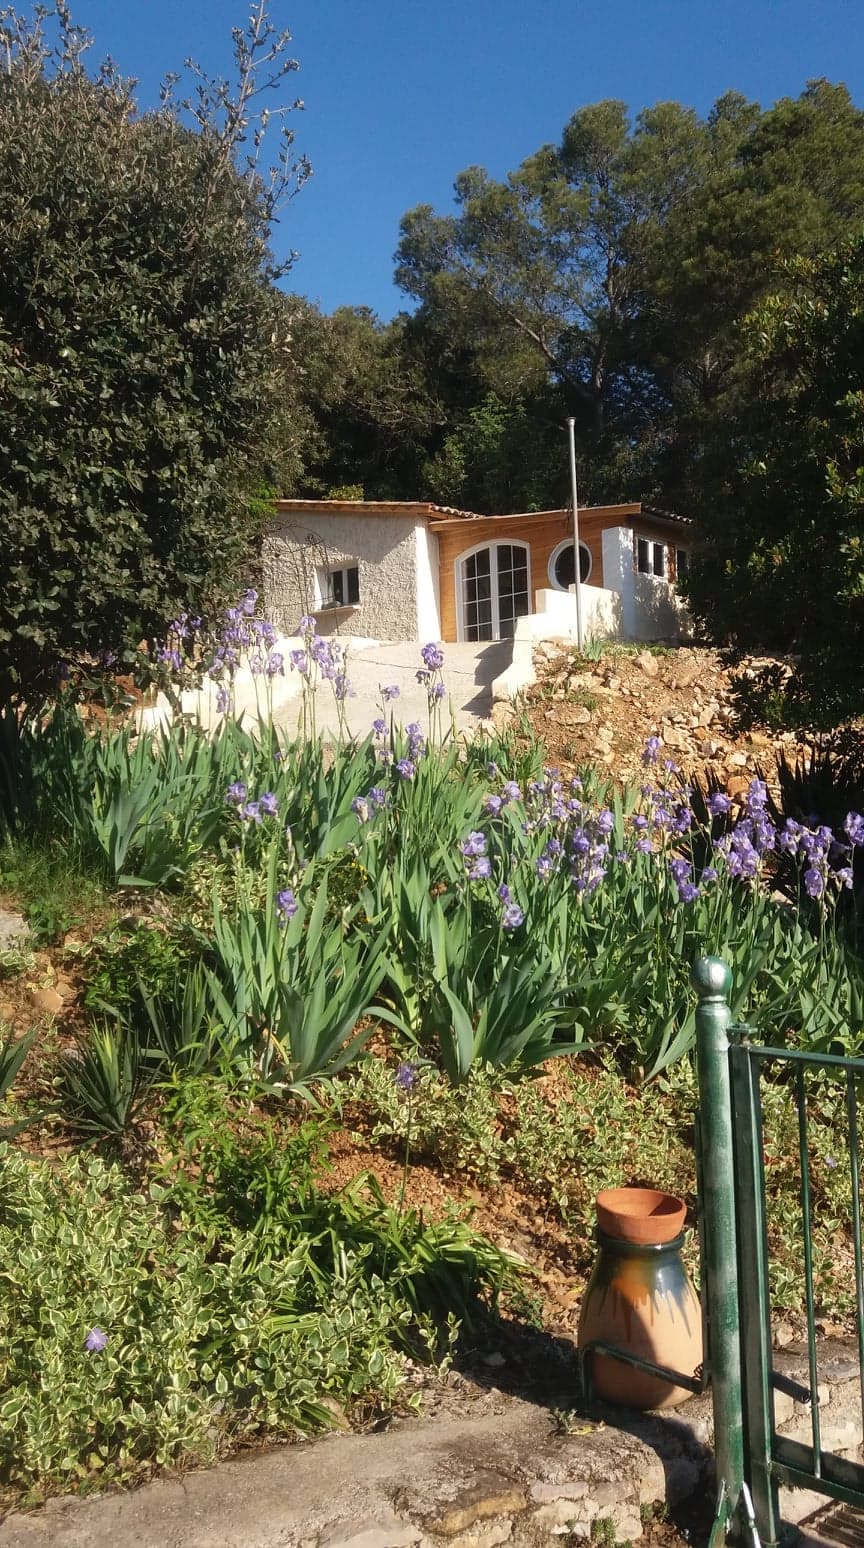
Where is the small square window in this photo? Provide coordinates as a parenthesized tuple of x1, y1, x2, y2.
(320, 565, 360, 608)
(675, 548, 690, 581)
(636, 538, 666, 579)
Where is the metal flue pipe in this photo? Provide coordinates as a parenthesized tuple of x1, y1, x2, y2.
(566, 417, 585, 653)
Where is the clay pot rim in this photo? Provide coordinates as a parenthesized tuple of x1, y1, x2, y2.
(595, 1186, 687, 1244)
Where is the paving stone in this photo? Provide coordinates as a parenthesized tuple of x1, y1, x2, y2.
(530, 1500, 588, 1532)
(446, 1523, 512, 1548)
(529, 1483, 589, 1505)
(319, 1519, 421, 1548)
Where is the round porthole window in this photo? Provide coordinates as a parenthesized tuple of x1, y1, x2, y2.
(549, 540, 592, 591)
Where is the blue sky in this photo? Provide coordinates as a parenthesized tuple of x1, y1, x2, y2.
(69, 0, 864, 319)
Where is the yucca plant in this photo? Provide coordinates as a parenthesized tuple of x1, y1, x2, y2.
(0, 1025, 38, 1138)
(59, 1023, 147, 1138)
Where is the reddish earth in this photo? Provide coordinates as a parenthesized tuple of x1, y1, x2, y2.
(510, 642, 833, 793)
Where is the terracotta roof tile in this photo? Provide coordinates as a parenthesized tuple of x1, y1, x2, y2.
(273, 499, 481, 522)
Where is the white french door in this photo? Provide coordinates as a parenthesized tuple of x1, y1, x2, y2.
(457, 542, 531, 642)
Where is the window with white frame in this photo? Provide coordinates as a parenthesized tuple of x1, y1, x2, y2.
(318, 564, 360, 609)
(636, 537, 667, 579)
(547, 539, 592, 591)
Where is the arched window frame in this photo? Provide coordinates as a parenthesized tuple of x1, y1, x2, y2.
(455, 539, 532, 642)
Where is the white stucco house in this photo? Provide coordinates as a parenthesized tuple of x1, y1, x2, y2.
(262, 498, 692, 645)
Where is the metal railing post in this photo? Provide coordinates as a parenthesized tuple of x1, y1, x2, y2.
(693, 956, 747, 1537)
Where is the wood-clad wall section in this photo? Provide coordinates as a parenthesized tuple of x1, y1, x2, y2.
(434, 506, 689, 642)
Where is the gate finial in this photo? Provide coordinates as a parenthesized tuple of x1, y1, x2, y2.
(692, 955, 733, 1002)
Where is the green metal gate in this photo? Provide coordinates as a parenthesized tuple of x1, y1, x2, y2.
(694, 957, 864, 1547)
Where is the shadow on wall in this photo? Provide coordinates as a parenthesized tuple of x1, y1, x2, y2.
(632, 576, 691, 642)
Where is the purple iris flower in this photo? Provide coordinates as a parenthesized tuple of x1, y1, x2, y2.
(372, 717, 387, 736)
(642, 736, 662, 765)
(484, 794, 504, 815)
(745, 778, 769, 815)
(259, 792, 279, 818)
(804, 867, 826, 899)
(395, 1061, 418, 1090)
(678, 881, 699, 904)
(469, 856, 492, 880)
(502, 902, 524, 930)
(267, 652, 284, 677)
(381, 684, 400, 701)
(395, 759, 415, 780)
(421, 643, 445, 671)
(368, 787, 388, 809)
(352, 796, 370, 822)
(460, 831, 487, 859)
(226, 781, 247, 806)
(845, 813, 864, 847)
(502, 781, 521, 803)
(596, 809, 614, 835)
(497, 883, 512, 903)
(242, 801, 262, 824)
(276, 888, 298, 923)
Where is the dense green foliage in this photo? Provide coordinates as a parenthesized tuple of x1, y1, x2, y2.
(288, 82, 864, 521)
(4, 632, 864, 1091)
(685, 236, 864, 723)
(0, 1099, 512, 1501)
(0, 7, 302, 700)
(3, 642, 864, 1495)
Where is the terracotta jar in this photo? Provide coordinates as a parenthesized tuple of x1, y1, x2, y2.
(577, 1187, 702, 1410)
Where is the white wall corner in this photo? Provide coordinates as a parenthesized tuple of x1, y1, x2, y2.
(415, 522, 442, 641)
(602, 526, 637, 637)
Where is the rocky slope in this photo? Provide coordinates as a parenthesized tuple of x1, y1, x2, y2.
(516, 642, 819, 794)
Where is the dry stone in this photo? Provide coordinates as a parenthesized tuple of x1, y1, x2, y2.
(429, 1484, 527, 1537)
(0, 909, 28, 954)
(31, 986, 63, 1016)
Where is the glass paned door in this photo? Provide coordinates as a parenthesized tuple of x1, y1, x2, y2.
(459, 544, 530, 641)
(461, 547, 493, 641)
(496, 544, 529, 638)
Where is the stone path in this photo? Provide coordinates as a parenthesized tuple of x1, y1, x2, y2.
(1, 1339, 860, 1548)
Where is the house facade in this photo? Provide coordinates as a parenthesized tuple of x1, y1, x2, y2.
(263, 498, 692, 644)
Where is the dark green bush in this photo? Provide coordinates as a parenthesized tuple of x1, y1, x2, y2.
(0, 8, 302, 702)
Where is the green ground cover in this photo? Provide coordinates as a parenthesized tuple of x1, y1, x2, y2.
(1, 621, 863, 1504)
